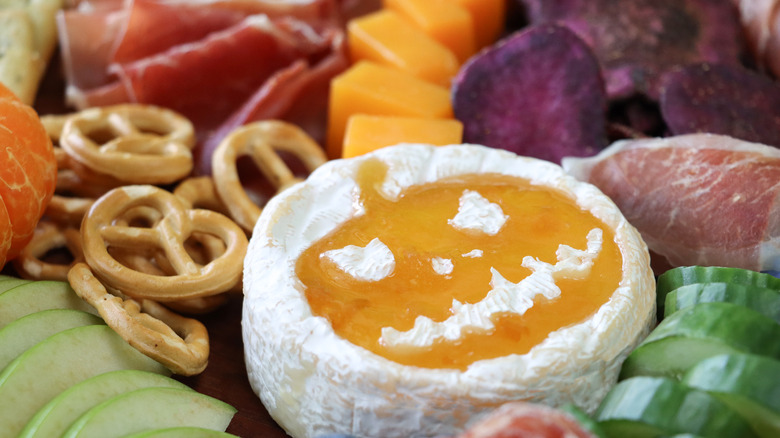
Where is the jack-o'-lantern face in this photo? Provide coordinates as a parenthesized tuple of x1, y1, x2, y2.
(297, 158, 623, 370)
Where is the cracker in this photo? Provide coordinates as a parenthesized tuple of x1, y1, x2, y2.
(0, 0, 64, 103)
(0, 9, 38, 103)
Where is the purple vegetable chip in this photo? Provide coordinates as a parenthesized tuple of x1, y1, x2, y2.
(452, 24, 608, 164)
(659, 62, 780, 147)
(518, 0, 745, 100)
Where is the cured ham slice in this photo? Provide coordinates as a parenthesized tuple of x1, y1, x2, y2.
(109, 15, 330, 127)
(196, 29, 348, 173)
(56, 0, 355, 173)
(562, 134, 780, 272)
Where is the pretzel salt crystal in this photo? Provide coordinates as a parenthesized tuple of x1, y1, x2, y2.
(211, 120, 327, 232)
(81, 185, 247, 301)
(68, 263, 209, 375)
(59, 105, 195, 185)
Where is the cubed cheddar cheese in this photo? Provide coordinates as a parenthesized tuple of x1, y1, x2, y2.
(326, 61, 453, 159)
(382, 0, 477, 64)
(454, 0, 506, 49)
(347, 9, 459, 87)
(342, 115, 463, 158)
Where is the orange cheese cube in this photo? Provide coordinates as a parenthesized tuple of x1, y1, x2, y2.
(382, 0, 477, 64)
(342, 115, 463, 158)
(454, 0, 506, 49)
(347, 9, 459, 87)
(326, 61, 453, 159)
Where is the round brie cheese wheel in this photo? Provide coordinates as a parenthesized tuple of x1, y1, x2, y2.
(242, 144, 655, 438)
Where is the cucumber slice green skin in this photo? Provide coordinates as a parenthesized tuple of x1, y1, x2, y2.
(619, 302, 780, 381)
(664, 282, 780, 323)
(595, 376, 757, 438)
(682, 353, 780, 438)
(656, 266, 780, 316)
(560, 403, 607, 438)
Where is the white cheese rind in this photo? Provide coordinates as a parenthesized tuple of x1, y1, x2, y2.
(243, 144, 656, 438)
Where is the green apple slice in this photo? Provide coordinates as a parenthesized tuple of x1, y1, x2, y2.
(0, 325, 169, 438)
(19, 370, 191, 438)
(0, 277, 31, 294)
(682, 353, 780, 438)
(123, 427, 240, 438)
(619, 302, 780, 380)
(63, 387, 236, 438)
(595, 376, 757, 438)
(0, 308, 104, 372)
(0, 280, 97, 329)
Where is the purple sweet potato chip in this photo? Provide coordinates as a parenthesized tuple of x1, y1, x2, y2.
(659, 62, 780, 147)
(451, 24, 608, 164)
(518, 0, 745, 100)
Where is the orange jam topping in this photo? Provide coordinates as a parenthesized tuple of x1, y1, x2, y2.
(297, 158, 622, 370)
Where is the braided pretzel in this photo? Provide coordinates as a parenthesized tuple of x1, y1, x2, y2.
(211, 120, 327, 232)
(81, 185, 247, 301)
(68, 263, 209, 375)
(13, 220, 84, 281)
(59, 105, 195, 185)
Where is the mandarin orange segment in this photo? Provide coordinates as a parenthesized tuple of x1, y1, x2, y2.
(0, 81, 57, 262)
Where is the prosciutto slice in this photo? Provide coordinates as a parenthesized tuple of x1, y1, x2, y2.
(56, 0, 356, 173)
(562, 134, 780, 271)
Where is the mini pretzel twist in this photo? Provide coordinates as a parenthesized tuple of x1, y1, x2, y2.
(13, 220, 84, 281)
(59, 105, 195, 185)
(41, 114, 115, 224)
(81, 185, 247, 301)
(211, 120, 327, 232)
(173, 176, 231, 217)
(68, 263, 209, 375)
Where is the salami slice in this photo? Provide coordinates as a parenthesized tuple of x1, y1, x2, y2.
(457, 402, 595, 438)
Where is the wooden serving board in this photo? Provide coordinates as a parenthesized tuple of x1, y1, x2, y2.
(174, 295, 288, 437)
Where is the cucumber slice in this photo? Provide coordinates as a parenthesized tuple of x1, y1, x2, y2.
(595, 376, 757, 438)
(561, 403, 606, 438)
(682, 353, 780, 438)
(664, 282, 780, 323)
(656, 266, 780, 317)
(619, 302, 780, 380)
